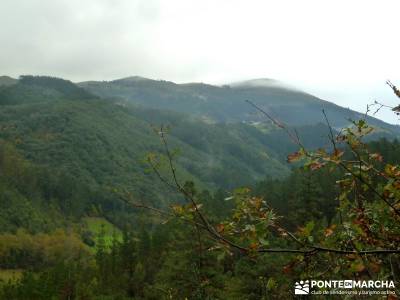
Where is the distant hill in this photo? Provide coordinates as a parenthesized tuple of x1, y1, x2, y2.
(79, 76, 400, 137)
(0, 77, 306, 208)
(0, 76, 17, 86)
(0, 75, 398, 230)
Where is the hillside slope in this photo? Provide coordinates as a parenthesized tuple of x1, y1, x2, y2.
(1, 75, 396, 230)
(0, 76, 17, 86)
(0, 77, 307, 209)
(79, 76, 400, 136)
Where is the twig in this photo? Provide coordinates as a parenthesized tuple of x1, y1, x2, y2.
(246, 100, 305, 150)
(147, 124, 400, 255)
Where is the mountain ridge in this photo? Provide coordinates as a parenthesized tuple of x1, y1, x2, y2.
(0, 75, 397, 232)
(78, 75, 400, 136)
(0, 76, 17, 86)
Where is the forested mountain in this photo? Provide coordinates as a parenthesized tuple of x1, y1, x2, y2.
(0, 77, 287, 199)
(0, 75, 398, 226)
(80, 76, 400, 135)
(1, 75, 399, 299)
(0, 76, 17, 87)
(0, 76, 347, 205)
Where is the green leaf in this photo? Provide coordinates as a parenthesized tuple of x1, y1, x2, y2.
(216, 251, 226, 262)
(258, 237, 270, 246)
(266, 278, 276, 290)
(304, 221, 315, 236)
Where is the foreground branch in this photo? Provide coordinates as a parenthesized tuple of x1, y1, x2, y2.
(142, 125, 400, 256)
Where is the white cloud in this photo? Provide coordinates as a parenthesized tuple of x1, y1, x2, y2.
(1, 0, 399, 123)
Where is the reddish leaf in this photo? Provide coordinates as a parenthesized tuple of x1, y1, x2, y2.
(249, 242, 259, 250)
(287, 151, 302, 163)
(324, 224, 336, 237)
(310, 161, 326, 171)
(216, 224, 225, 233)
(369, 153, 383, 162)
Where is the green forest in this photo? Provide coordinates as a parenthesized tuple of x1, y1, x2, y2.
(0, 76, 399, 299)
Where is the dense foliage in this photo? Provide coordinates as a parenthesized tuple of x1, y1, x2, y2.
(0, 76, 399, 299)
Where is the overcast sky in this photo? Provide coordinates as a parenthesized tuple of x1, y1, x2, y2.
(1, 0, 400, 123)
